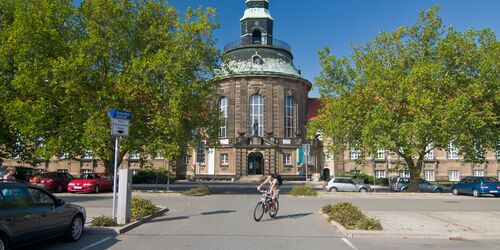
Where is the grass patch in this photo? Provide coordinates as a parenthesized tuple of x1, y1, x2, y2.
(182, 186, 212, 196)
(289, 185, 317, 197)
(91, 216, 118, 227)
(131, 197, 160, 220)
(322, 202, 383, 230)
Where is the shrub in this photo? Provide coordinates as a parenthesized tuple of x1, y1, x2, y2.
(289, 185, 317, 197)
(322, 202, 383, 230)
(132, 168, 174, 184)
(182, 186, 211, 196)
(131, 197, 160, 220)
(91, 216, 118, 227)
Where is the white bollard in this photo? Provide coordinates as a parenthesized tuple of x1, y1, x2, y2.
(116, 168, 132, 225)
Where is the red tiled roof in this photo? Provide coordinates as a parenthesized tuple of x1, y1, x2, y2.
(307, 98, 323, 121)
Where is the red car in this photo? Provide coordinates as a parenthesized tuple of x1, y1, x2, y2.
(29, 172, 75, 193)
(67, 173, 113, 193)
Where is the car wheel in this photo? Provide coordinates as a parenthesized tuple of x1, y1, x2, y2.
(94, 185, 100, 194)
(329, 187, 338, 192)
(359, 188, 367, 193)
(452, 188, 459, 196)
(401, 188, 408, 192)
(57, 184, 63, 193)
(472, 189, 480, 198)
(434, 188, 443, 193)
(0, 234, 6, 250)
(66, 215, 84, 242)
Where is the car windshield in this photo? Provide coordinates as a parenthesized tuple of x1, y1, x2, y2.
(482, 177, 499, 183)
(81, 173, 98, 179)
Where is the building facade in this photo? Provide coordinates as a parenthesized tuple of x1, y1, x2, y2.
(187, 0, 313, 179)
(320, 140, 500, 182)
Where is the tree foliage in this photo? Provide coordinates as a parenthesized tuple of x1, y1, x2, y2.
(0, 0, 220, 171)
(312, 6, 499, 191)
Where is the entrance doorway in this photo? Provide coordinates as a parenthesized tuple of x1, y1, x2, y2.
(247, 152, 264, 175)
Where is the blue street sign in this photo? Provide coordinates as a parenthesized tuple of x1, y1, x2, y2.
(108, 109, 132, 120)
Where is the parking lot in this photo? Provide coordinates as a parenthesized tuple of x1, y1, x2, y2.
(21, 186, 500, 250)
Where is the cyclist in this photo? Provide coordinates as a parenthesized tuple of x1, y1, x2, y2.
(257, 174, 281, 202)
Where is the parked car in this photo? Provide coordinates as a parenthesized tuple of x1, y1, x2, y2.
(324, 177, 371, 192)
(0, 180, 86, 249)
(29, 172, 75, 193)
(452, 176, 500, 197)
(0, 167, 36, 182)
(67, 173, 113, 193)
(390, 177, 450, 193)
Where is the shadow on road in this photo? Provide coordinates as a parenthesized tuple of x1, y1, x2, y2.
(259, 212, 313, 222)
(200, 210, 236, 215)
(148, 210, 237, 224)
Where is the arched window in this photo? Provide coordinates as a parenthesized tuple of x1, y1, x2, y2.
(252, 30, 262, 44)
(285, 96, 295, 138)
(219, 97, 228, 138)
(249, 95, 264, 137)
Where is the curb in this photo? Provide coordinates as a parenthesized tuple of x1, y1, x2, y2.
(318, 210, 500, 240)
(85, 207, 169, 235)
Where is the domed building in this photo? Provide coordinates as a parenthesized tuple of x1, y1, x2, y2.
(191, 0, 316, 179)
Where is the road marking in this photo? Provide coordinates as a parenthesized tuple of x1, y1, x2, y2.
(80, 236, 112, 250)
(341, 238, 360, 250)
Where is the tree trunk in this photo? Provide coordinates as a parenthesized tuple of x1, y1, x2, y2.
(407, 158, 424, 192)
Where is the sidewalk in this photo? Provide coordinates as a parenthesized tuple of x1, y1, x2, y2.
(326, 210, 500, 240)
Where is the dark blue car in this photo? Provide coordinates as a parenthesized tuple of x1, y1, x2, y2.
(452, 176, 500, 197)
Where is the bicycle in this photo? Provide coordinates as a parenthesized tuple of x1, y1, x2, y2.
(253, 190, 279, 222)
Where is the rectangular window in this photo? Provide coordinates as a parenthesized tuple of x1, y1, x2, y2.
(57, 169, 68, 173)
(323, 153, 331, 162)
(376, 149, 386, 160)
(80, 169, 92, 175)
(220, 154, 229, 166)
(183, 155, 190, 165)
(350, 148, 361, 160)
(196, 141, 205, 165)
(375, 170, 386, 178)
(82, 150, 93, 159)
(424, 170, 435, 182)
(424, 144, 434, 160)
(219, 97, 228, 138)
(473, 170, 484, 177)
(60, 152, 69, 159)
(130, 150, 140, 160)
(448, 170, 460, 182)
(284, 97, 296, 138)
(448, 142, 458, 159)
(284, 154, 292, 165)
(154, 152, 164, 160)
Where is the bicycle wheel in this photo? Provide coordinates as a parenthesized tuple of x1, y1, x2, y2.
(269, 199, 279, 218)
(254, 202, 265, 222)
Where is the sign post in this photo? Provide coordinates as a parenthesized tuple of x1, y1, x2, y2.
(108, 109, 132, 223)
(302, 144, 311, 186)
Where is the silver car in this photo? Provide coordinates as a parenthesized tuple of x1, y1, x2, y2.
(324, 177, 371, 192)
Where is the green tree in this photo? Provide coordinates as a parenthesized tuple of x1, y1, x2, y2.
(312, 6, 499, 191)
(0, 0, 220, 172)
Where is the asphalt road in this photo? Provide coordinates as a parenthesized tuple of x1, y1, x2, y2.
(20, 189, 500, 250)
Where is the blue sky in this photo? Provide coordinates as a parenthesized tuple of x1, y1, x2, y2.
(77, 0, 500, 97)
